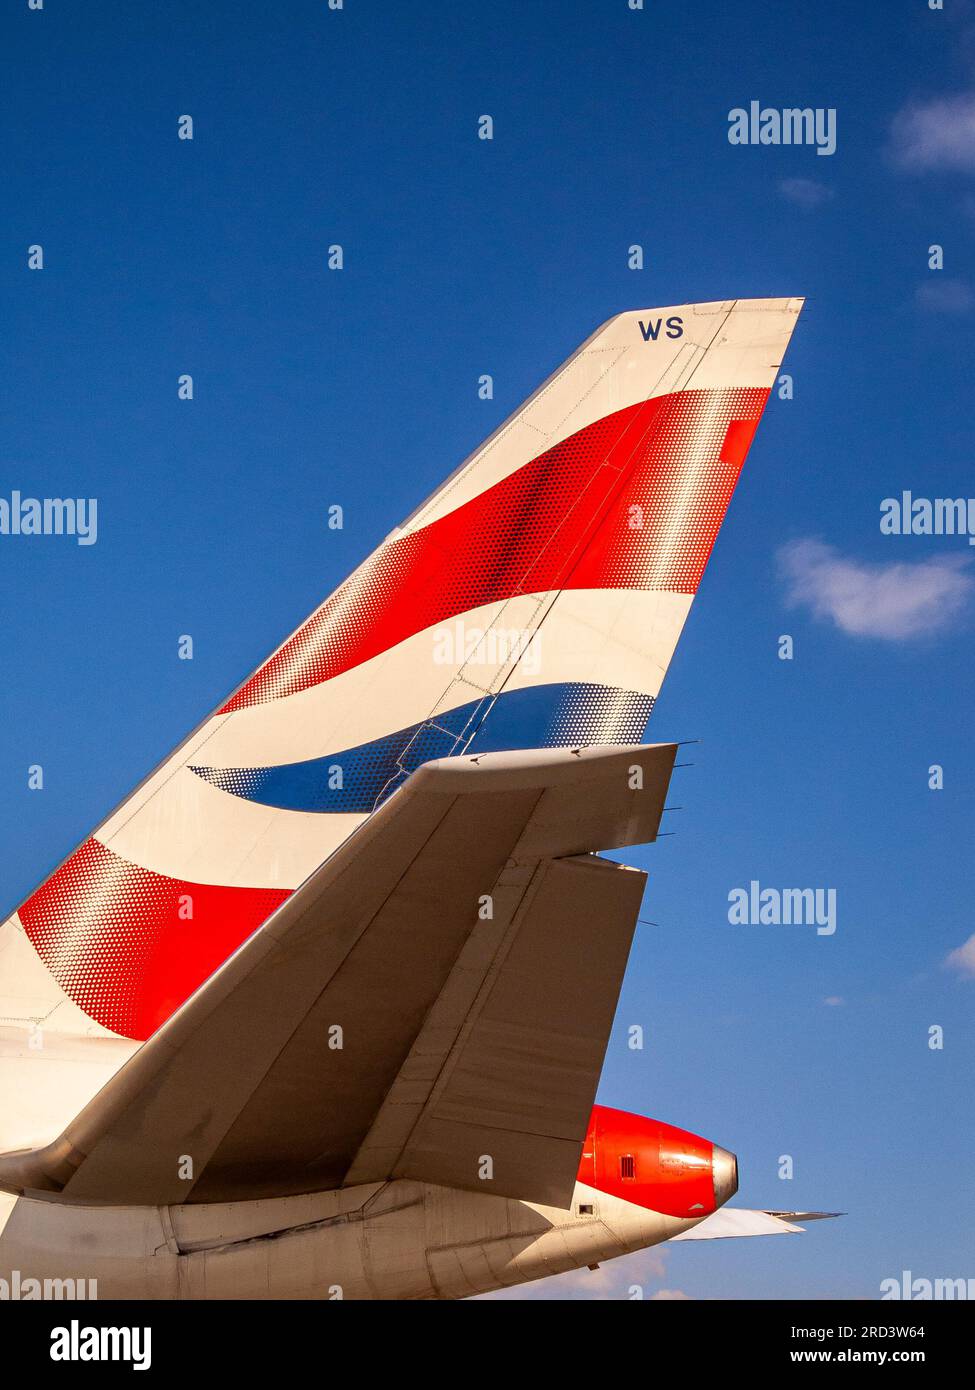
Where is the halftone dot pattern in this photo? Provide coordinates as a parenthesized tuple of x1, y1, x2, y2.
(539, 685, 654, 746)
(18, 837, 289, 1040)
(193, 682, 656, 813)
(223, 387, 769, 711)
(14, 386, 765, 1041)
(192, 713, 471, 813)
(572, 389, 766, 592)
(19, 682, 655, 1038)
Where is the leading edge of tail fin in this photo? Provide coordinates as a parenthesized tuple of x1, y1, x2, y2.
(6, 299, 803, 1039)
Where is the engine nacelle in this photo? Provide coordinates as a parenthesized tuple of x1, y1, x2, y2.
(578, 1105, 738, 1219)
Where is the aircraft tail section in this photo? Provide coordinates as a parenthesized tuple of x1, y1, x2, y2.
(3, 299, 803, 1040)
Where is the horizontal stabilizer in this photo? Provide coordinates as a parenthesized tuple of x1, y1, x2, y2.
(763, 1210, 845, 1222)
(0, 742, 676, 1210)
(671, 1208, 843, 1240)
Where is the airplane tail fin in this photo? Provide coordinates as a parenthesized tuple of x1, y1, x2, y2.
(6, 299, 802, 1040)
(202, 297, 803, 799)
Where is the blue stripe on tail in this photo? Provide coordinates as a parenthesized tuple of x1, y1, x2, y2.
(190, 682, 654, 814)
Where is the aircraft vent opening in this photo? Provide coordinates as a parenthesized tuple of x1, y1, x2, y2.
(578, 1203, 594, 1215)
(619, 1154, 636, 1180)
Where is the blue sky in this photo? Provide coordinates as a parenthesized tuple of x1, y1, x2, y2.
(3, 1, 974, 1298)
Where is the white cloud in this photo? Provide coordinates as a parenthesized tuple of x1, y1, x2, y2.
(916, 278, 974, 314)
(649, 1288, 693, 1300)
(890, 91, 975, 172)
(779, 177, 834, 209)
(945, 933, 975, 978)
(823, 996, 845, 1007)
(778, 540, 974, 640)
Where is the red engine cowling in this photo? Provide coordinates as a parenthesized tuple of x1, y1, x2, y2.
(577, 1105, 738, 1218)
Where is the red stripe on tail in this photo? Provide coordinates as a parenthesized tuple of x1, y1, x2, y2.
(19, 838, 290, 1039)
(223, 387, 769, 711)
